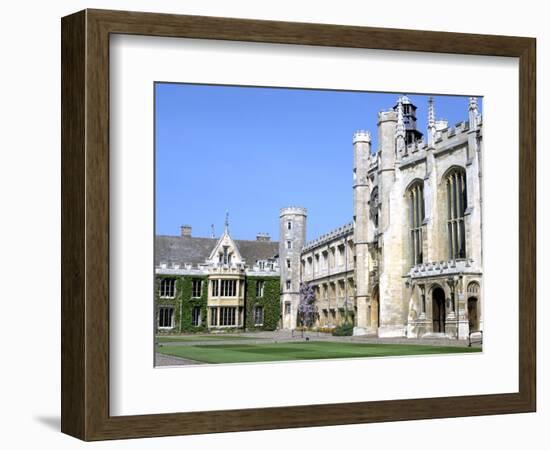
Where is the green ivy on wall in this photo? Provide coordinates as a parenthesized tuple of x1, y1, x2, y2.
(178, 276, 208, 333)
(155, 275, 208, 333)
(155, 274, 280, 334)
(244, 276, 280, 331)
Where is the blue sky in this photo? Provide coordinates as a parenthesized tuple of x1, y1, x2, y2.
(155, 83, 481, 242)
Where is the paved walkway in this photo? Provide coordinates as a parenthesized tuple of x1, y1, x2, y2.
(155, 353, 203, 367)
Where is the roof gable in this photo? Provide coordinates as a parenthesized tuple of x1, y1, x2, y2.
(207, 230, 244, 265)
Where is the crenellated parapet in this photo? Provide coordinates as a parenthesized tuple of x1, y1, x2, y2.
(377, 109, 397, 124)
(279, 206, 307, 217)
(352, 129, 371, 144)
(302, 221, 354, 252)
(397, 117, 482, 169)
(435, 120, 471, 142)
(407, 258, 480, 279)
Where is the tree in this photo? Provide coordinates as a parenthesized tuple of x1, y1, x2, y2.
(298, 282, 316, 328)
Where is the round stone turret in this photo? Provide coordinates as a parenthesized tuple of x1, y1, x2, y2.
(279, 206, 307, 330)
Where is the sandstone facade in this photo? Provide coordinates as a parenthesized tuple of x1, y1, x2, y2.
(283, 96, 483, 340)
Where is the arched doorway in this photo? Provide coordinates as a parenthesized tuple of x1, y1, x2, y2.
(468, 297, 479, 331)
(432, 287, 446, 333)
(467, 282, 481, 332)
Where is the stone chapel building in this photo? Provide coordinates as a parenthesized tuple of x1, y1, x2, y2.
(155, 95, 483, 340)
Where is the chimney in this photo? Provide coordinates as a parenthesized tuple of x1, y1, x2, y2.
(256, 232, 271, 242)
(180, 225, 192, 237)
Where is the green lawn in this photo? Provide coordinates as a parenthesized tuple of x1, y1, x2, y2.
(156, 334, 263, 343)
(156, 341, 481, 364)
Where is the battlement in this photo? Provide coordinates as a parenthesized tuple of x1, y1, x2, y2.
(408, 258, 479, 279)
(435, 119, 474, 143)
(156, 262, 208, 275)
(378, 109, 397, 123)
(353, 129, 371, 144)
(398, 116, 481, 167)
(302, 221, 354, 252)
(280, 206, 307, 217)
(404, 139, 428, 155)
(435, 119, 448, 131)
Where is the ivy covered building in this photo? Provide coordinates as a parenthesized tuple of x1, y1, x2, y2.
(155, 219, 281, 333)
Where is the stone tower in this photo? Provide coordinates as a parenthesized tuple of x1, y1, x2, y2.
(279, 207, 307, 330)
(377, 105, 408, 337)
(352, 130, 372, 335)
(377, 108, 398, 234)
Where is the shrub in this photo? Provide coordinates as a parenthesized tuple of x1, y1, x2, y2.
(332, 323, 354, 336)
(315, 327, 334, 333)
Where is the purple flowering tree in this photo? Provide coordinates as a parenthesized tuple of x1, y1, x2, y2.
(298, 282, 316, 328)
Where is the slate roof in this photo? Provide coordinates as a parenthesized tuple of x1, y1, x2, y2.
(155, 235, 279, 267)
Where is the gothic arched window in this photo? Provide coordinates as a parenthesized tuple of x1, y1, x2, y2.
(446, 168, 467, 260)
(408, 181, 425, 266)
(370, 187, 379, 228)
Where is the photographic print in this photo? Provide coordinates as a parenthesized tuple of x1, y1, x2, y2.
(153, 84, 483, 367)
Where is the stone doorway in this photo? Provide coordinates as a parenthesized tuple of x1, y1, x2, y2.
(432, 287, 446, 333)
(468, 297, 479, 331)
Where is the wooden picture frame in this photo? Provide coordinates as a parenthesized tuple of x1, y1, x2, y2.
(61, 9, 536, 441)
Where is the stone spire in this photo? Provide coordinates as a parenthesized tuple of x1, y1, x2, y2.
(427, 96, 436, 147)
(469, 97, 480, 130)
(396, 96, 406, 156)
